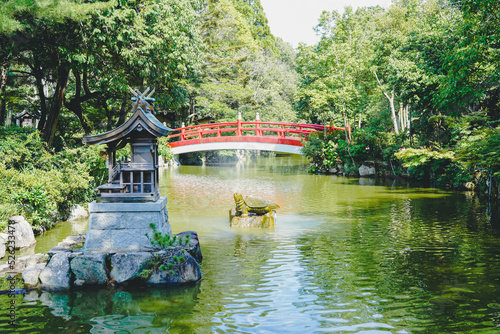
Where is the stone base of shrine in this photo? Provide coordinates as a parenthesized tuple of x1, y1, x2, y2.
(84, 197, 171, 251)
(229, 208, 276, 228)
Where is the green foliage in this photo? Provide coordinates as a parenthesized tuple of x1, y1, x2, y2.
(139, 253, 164, 279)
(0, 0, 112, 34)
(0, 129, 50, 170)
(302, 128, 402, 175)
(158, 137, 174, 162)
(1, 0, 500, 199)
(192, 0, 297, 124)
(171, 255, 186, 263)
(230, 0, 275, 51)
(0, 164, 94, 232)
(1, 0, 204, 146)
(393, 146, 470, 187)
(0, 127, 106, 231)
(146, 223, 190, 249)
(301, 131, 341, 173)
(139, 238, 189, 279)
(12, 186, 53, 232)
(295, 0, 500, 195)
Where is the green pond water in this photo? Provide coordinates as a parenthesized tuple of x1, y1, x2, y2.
(1, 155, 500, 333)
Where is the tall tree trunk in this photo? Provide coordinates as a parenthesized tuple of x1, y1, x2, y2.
(64, 69, 93, 134)
(101, 98, 114, 131)
(0, 63, 7, 126)
(115, 95, 128, 127)
(398, 103, 410, 134)
(33, 56, 48, 132)
(43, 64, 70, 147)
(374, 71, 399, 135)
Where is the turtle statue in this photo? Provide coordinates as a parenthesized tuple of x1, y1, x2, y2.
(233, 193, 280, 217)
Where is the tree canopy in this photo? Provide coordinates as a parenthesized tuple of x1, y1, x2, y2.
(1, 0, 500, 194)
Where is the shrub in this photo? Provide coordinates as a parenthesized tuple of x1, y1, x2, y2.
(301, 131, 342, 173)
(0, 127, 108, 231)
(158, 137, 174, 162)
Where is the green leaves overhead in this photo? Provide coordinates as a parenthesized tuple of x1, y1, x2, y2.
(90, 0, 204, 109)
(0, 0, 112, 34)
(296, 7, 376, 127)
(297, 0, 500, 191)
(193, 0, 297, 123)
(0, 0, 205, 147)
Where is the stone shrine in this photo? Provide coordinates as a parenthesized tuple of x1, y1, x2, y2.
(82, 88, 172, 250)
(19, 88, 203, 291)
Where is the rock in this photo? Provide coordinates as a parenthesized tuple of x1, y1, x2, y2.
(0, 253, 45, 277)
(39, 252, 72, 291)
(175, 231, 203, 263)
(68, 205, 88, 221)
(359, 163, 376, 177)
(110, 252, 152, 283)
(22, 263, 47, 288)
(57, 234, 85, 249)
(16, 255, 32, 270)
(148, 251, 201, 285)
(25, 253, 48, 268)
(0, 240, 5, 259)
(229, 208, 276, 228)
(0, 263, 9, 277)
(64, 234, 86, 244)
(70, 253, 108, 286)
(175, 253, 202, 284)
(465, 181, 475, 190)
(47, 247, 73, 257)
(37, 291, 72, 317)
(24, 290, 39, 302)
(7, 216, 36, 249)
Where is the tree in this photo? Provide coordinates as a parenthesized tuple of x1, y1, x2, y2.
(296, 7, 378, 130)
(439, 0, 500, 122)
(193, 0, 296, 124)
(0, 0, 111, 145)
(230, 0, 275, 51)
(0, 0, 204, 147)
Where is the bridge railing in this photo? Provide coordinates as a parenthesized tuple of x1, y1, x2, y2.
(168, 120, 346, 144)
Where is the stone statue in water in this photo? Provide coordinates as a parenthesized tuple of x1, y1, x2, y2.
(233, 193, 280, 217)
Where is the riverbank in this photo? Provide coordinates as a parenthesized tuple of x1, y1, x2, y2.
(301, 130, 499, 199)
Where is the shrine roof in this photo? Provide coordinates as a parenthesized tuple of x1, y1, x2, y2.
(83, 88, 172, 145)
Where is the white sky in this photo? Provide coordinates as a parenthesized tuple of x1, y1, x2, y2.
(260, 0, 392, 47)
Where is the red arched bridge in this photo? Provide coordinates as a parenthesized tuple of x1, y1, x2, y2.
(167, 115, 347, 155)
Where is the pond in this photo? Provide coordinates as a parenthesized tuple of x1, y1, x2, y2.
(1, 155, 500, 333)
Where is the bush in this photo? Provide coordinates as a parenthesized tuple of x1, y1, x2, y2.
(394, 147, 472, 187)
(302, 128, 399, 174)
(0, 162, 95, 233)
(0, 127, 108, 232)
(158, 137, 174, 162)
(301, 131, 342, 173)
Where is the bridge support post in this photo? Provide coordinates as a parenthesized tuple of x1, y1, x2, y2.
(255, 113, 261, 136)
(237, 112, 242, 136)
(181, 122, 185, 141)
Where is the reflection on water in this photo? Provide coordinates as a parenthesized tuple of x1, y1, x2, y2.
(1, 155, 500, 333)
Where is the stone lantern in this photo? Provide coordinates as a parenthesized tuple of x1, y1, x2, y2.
(82, 88, 173, 250)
